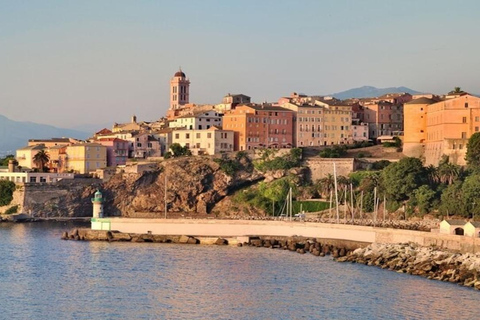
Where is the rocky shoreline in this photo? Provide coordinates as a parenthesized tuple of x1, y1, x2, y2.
(337, 242, 480, 290)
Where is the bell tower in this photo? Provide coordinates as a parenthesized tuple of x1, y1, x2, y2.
(170, 68, 190, 110)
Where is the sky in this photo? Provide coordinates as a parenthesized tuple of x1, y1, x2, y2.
(1, 0, 479, 130)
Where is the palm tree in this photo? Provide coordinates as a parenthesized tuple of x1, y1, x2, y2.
(33, 150, 50, 172)
(316, 174, 335, 198)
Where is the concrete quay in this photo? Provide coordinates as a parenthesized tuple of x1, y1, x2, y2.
(105, 218, 480, 254)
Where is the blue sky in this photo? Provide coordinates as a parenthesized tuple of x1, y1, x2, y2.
(0, 0, 479, 129)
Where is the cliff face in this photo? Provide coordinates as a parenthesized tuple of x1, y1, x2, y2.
(20, 155, 304, 218)
(102, 157, 263, 218)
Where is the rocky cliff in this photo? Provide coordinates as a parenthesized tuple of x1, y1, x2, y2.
(19, 153, 307, 218)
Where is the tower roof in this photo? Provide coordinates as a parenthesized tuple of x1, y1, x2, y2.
(174, 69, 186, 77)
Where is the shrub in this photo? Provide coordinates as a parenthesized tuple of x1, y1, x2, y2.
(4, 205, 18, 215)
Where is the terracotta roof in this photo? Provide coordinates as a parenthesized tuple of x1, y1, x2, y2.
(95, 128, 113, 135)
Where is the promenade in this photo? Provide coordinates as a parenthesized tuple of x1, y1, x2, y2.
(107, 218, 480, 254)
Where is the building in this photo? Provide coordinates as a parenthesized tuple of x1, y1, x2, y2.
(281, 101, 325, 147)
(402, 97, 437, 158)
(169, 68, 190, 110)
(130, 133, 161, 158)
(464, 221, 480, 237)
(169, 111, 222, 130)
(27, 137, 77, 148)
(423, 94, 480, 166)
(65, 143, 107, 174)
(16, 144, 46, 170)
(363, 100, 403, 139)
(171, 127, 234, 155)
(95, 138, 129, 167)
(314, 98, 354, 145)
(222, 104, 294, 151)
(439, 219, 466, 235)
(352, 120, 369, 141)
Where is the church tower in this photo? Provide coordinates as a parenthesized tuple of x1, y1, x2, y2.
(170, 68, 190, 110)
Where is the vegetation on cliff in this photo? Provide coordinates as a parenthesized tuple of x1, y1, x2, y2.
(0, 180, 15, 206)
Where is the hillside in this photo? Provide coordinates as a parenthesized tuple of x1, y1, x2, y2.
(0, 115, 89, 155)
(331, 86, 421, 99)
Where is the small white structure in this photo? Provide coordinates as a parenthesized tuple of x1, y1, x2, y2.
(91, 190, 111, 231)
(439, 219, 466, 235)
(464, 221, 480, 237)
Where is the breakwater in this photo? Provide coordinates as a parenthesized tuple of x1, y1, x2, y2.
(337, 242, 480, 289)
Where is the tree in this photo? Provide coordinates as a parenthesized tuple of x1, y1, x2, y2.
(316, 174, 335, 198)
(33, 150, 50, 172)
(166, 143, 191, 158)
(461, 174, 480, 218)
(381, 157, 428, 203)
(412, 185, 436, 215)
(439, 180, 467, 217)
(0, 155, 15, 166)
(0, 180, 15, 206)
(466, 132, 480, 170)
(435, 156, 462, 185)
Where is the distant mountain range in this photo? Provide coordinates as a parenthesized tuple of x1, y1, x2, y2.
(330, 86, 422, 100)
(0, 115, 89, 156)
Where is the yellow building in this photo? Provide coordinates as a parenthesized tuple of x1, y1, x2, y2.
(66, 143, 107, 174)
(16, 144, 46, 170)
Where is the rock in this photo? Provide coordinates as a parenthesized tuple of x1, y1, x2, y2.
(61, 231, 68, 240)
(110, 232, 132, 242)
(178, 235, 190, 244)
(237, 243, 243, 247)
(215, 238, 228, 245)
(186, 237, 199, 244)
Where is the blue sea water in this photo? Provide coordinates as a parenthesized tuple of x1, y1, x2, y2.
(1, 221, 479, 320)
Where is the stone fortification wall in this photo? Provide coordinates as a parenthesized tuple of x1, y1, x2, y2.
(22, 178, 102, 217)
(304, 158, 356, 181)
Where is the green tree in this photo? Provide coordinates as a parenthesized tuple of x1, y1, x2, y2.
(381, 157, 428, 203)
(0, 180, 15, 206)
(439, 180, 467, 217)
(33, 150, 50, 172)
(461, 174, 480, 218)
(412, 185, 436, 215)
(167, 143, 192, 158)
(466, 132, 480, 170)
(0, 155, 15, 166)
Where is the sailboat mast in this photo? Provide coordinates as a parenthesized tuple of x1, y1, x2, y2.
(333, 162, 340, 223)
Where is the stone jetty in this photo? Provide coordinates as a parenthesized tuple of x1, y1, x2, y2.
(337, 242, 480, 289)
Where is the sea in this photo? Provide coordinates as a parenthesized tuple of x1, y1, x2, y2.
(1, 221, 479, 320)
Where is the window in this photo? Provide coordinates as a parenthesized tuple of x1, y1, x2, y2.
(207, 133, 212, 139)
(196, 133, 201, 139)
(186, 133, 190, 139)
(465, 103, 469, 108)
(476, 116, 480, 122)
(175, 133, 179, 139)
(461, 132, 467, 139)
(476, 127, 479, 132)
(462, 117, 467, 123)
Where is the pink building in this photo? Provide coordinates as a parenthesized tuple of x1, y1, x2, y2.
(95, 138, 129, 167)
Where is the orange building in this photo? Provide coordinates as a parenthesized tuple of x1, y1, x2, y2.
(222, 104, 294, 151)
(423, 94, 480, 166)
(403, 97, 437, 158)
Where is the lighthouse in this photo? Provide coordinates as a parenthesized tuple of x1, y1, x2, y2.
(91, 189, 104, 218)
(91, 190, 110, 230)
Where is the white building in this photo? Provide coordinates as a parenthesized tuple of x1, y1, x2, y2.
(169, 111, 222, 130)
(171, 127, 234, 155)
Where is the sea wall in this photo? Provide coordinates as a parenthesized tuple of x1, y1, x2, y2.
(107, 218, 480, 254)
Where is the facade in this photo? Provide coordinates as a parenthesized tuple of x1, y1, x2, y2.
(281, 102, 325, 147)
(47, 145, 68, 173)
(0, 172, 74, 183)
(16, 144, 46, 170)
(169, 68, 190, 110)
(222, 94, 251, 104)
(169, 111, 222, 130)
(314, 98, 354, 145)
(363, 101, 403, 139)
(95, 138, 129, 167)
(222, 104, 294, 151)
(402, 97, 436, 158)
(65, 143, 107, 174)
(171, 127, 234, 155)
(423, 94, 480, 166)
(352, 121, 369, 141)
(131, 133, 161, 158)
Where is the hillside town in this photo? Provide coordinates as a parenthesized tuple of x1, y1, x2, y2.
(0, 69, 478, 183)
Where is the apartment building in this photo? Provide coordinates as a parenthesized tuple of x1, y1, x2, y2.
(65, 143, 107, 174)
(222, 104, 294, 151)
(171, 127, 234, 155)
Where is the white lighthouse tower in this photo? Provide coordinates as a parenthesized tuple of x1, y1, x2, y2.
(91, 190, 109, 230)
(92, 189, 104, 218)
